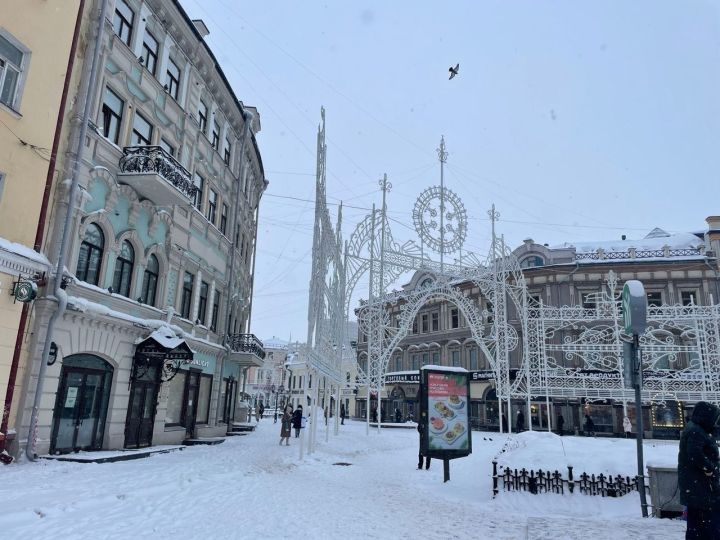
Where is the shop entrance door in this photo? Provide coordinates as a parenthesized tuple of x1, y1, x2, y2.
(51, 355, 113, 454)
(182, 370, 201, 438)
(223, 377, 237, 424)
(124, 361, 161, 448)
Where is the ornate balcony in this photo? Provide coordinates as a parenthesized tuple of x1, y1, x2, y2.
(118, 145, 197, 206)
(227, 333, 266, 367)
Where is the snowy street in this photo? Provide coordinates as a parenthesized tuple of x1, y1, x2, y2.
(1, 417, 686, 539)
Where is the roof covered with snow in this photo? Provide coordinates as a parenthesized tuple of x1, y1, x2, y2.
(262, 336, 289, 350)
(551, 229, 703, 253)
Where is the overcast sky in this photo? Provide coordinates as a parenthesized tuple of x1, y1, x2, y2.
(181, 1, 720, 342)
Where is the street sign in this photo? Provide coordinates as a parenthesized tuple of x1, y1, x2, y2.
(622, 280, 647, 335)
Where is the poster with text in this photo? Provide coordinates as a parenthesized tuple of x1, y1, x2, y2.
(424, 370, 471, 456)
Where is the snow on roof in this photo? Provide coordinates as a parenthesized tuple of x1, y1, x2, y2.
(551, 230, 703, 253)
(263, 336, 289, 349)
(0, 236, 50, 266)
(138, 325, 185, 349)
(421, 365, 468, 373)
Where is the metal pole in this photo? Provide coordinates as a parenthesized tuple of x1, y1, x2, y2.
(438, 137, 447, 274)
(633, 334, 649, 517)
(26, 0, 107, 461)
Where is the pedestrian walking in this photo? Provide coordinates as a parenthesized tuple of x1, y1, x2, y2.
(678, 401, 720, 539)
(279, 405, 292, 446)
(584, 414, 595, 436)
(371, 406, 378, 424)
(292, 405, 303, 438)
(516, 410, 525, 432)
(557, 414, 565, 436)
(324, 406, 328, 426)
(623, 416, 632, 439)
(417, 385, 431, 470)
(340, 403, 346, 425)
(395, 407, 402, 423)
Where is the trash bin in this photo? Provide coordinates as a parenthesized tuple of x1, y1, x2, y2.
(647, 466, 682, 518)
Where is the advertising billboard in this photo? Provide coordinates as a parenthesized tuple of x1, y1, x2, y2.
(420, 367, 471, 459)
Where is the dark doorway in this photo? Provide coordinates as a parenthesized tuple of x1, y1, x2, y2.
(182, 369, 201, 438)
(222, 376, 237, 424)
(124, 359, 162, 448)
(50, 355, 113, 454)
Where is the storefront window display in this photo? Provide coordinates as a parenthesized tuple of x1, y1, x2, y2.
(165, 371, 186, 425)
(196, 374, 213, 424)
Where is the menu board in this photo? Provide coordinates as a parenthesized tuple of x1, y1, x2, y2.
(425, 370, 470, 454)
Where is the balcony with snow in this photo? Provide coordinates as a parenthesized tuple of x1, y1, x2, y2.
(227, 333, 266, 367)
(118, 145, 197, 206)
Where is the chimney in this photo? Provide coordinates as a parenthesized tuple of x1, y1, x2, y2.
(192, 19, 210, 38)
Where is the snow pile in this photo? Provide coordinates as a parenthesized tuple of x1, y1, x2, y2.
(0, 236, 50, 266)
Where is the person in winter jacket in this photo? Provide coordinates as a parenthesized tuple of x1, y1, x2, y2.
(623, 416, 632, 438)
(516, 410, 525, 432)
(678, 401, 720, 539)
(292, 405, 303, 438)
(557, 414, 565, 436)
(279, 406, 292, 446)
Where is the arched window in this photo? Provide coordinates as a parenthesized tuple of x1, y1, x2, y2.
(76, 223, 105, 285)
(140, 254, 159, 306)
(112, 240, 134, 297)
(520, 255, 544, 269)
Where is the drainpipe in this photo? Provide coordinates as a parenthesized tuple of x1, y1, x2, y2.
(246, 197, 261, 332)
(25, 0, 107, 461)
(0, 0, 86, 459)
(220, 109, 254, 427)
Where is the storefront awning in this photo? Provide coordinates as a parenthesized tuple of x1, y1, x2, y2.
(133, 327, 193, 382)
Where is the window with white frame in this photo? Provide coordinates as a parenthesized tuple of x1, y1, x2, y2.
(220, 203, 228, 235)
(680, 290, 698, 306)
(198, 101, 208, 133)
(101, 87, 123, 144)
(166, 58, 180, 100)
(131, 112, 153, 145)
(0, 33, 27, 110)
(141, 30, 159, 76)
(159, 137, 174, 156)
(192, 173, 204, 210)
(646, 291, 663, 308)
(223, 136, 231, 164)
(112, 0, 134, 46)
(207, 189, 217, 225)
(211, 121, 220, 150)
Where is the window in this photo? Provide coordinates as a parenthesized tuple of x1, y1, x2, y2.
(469, 347, 478, 370)
(159, 137, 175, 156)
(76, 223, 104, 285)
(180, 271, 194, 319)
(198, 101, 208, 133)
(431, 312, 439, 331)
(646, 292, 662, 308)
(211, 291, 220, 332)
(681, 291, 697, 306)
(450, 308, 459, 329)
(140, 254, 159, 306)
(131, 112, 153, 145)
(451, 350, 461, 367)
(412, 317, 418, 334)
(165, 371, 186, 425)
(0, 33, 25, 110)
(411, 354, 419, 370)
(112, 240, 135, 297)
(520, 256, 545, 269)
(192, 173, 204, 210)
(223, 136, 231, 164)
(207, 189, 217, 225)
(394, 356, 402, 371)
(101, 87, 123, 144)
(211, 121, 220, 150)
(112, 0, 134, 46)
(197, 281, 209, 325)
(196, 374, 212, 424)
(432, 351, 440, 365)
(422, 353, 429, 366)
(166, 58, 180, 100)
(421, 313, 429, 333)
(220, 203, 228, 235)
(581, 292, 596, 309)
(141, 30, 159, 76)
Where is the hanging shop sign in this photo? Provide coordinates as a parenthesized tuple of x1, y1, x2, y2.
(12, 278, 38, 303)
(420, 367, 472, 460)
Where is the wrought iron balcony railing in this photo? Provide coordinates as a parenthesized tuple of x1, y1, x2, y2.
(119, 145, 197, 200)
(227, 333, 266, 359)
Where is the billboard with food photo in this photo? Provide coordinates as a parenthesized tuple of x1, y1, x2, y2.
(420, 367, 471, 459)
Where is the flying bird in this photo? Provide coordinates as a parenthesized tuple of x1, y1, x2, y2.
(448, 63, 459, 80)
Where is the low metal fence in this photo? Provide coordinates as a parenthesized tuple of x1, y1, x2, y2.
(492, 461, 643, 498)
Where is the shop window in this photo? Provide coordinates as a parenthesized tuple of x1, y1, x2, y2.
(196, 374, 213, 424)
(140, 254, 159, 306)
(112, 0, 134, 46)
(112, 240, 134, 297)
(76, 223, 104, 285)
(165, 371, 186, 425)
(101, 87, 123, 144)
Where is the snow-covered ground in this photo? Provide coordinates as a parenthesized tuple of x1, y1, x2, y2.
(0, 415, 686, 539)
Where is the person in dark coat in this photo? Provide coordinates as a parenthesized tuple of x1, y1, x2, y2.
(292, 405, 303, 438)
(371, 406, 378, 424)
(678, 401, 720, 539)
(501, 414, 508, 433)
(395, 408, 402, 423)
(340, 403, 346, 425)
(584, 414, 595, 436)
(279, 405, 292, 446)
(516, 410, 525, 432)
(557, 414, 565, 436)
